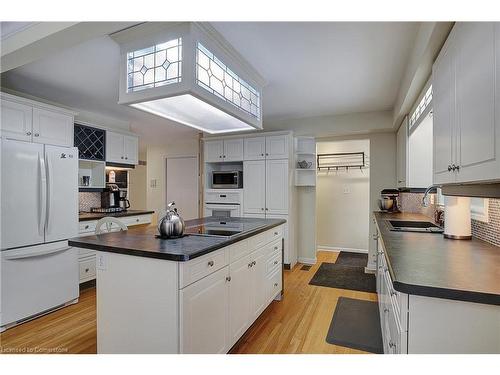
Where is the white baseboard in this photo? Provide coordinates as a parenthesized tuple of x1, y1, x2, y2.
(317, 245, 368, 254)
(298, 257, 317, 265)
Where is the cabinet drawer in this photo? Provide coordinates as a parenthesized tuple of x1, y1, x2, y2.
(79, 256, 96, 282)
(266, 225, 283, 244)
(179, 247, 229, 289)
(77, 247, 96, 259)
(121, 214, 152, 227)
(267, 268, 282, 302)
(228, 239, 250, 263)
(205, 192, 241, 204)
(79, 221, 97, 234)
(266, 248, 282, 275)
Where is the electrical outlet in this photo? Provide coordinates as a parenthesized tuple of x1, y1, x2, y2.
(343, 185, 350, 194)
(96, 253, 107, 270)
(150, 179, 157, 188)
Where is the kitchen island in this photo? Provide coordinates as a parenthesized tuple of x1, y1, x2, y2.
(373, 212, 500, 354)
(69, 217, 286, 354)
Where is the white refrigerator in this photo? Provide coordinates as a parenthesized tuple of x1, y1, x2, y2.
(1, 138, 79, 331)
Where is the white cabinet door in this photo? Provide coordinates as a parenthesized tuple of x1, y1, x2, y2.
(180, 266, 230, 354)
(455, 22, 499, 182)
(32, 108, 73, 147)
(243, 160, 266, 214)
(123, 135, 139, 165)
(265, 159, 289, 215)
(223, 138, 244, 161)
(204, 140, 224, 162)
(244, 137, 265, 160)
(250, 247, 268, 321)
(228, 254, 252, 347)
(396, 119, 408, 187)
(265, 135, 289, 159)
(0, 99, 33, 142)
(432, 27, 457, 185)
(106, 132, 125, 163)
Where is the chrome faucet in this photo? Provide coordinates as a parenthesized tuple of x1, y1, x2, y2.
(422, 185, 440, 207)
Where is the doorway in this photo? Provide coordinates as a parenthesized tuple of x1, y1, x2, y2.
(165, 156, 199, 220)
(316, 139, 370, 253)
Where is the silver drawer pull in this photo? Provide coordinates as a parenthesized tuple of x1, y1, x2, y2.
(389, 342, 396, 349)
(226, 276, 231, 282)
(26, 131, 32, 136)
(85, 268, 89, 273)
(85, 225, 90, 229)
(384, 308, 389, 313)
(34, 133, 39, 137)
(390, 291, 397, 297)
(274, 283, 278, 287)
(207, 260, 214, 267)
(274, 232, 278, 235)
(274, 246, 278, 250)
(274, 260, 279, 265)
(248, 263, 253, 268)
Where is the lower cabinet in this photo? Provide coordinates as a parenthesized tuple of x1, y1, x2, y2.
(180, 266, 231, 354)
(179, 227, 284, 354)
(76, 214, 152, 283)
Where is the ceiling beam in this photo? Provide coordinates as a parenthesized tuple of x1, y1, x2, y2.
(1, 22, 139, 73)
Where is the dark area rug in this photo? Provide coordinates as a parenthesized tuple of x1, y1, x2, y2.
(326, 297, 383, 354)
(308, 263, 376, 293)
(335, 251, 368, 267)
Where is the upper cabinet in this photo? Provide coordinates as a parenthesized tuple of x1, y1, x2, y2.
(396, 118, 408, 188)
(0, 93, 74, 147)
(244, 137, 266, 160)
(32, 108, 73, 147)
(433, 22, 500, 184)
(204, 139, 244, 162)
(106, 131, 138, 165)
(265, 135, 289, 160)
(204, 134, 290, 163)
(0, 99, 33, 142)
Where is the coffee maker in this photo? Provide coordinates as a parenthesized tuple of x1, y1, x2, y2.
(101, 184, 121, 210)
(378, 189, 400, 213)
(118, 189, 130, 210)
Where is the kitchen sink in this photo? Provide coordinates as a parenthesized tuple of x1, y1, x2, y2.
(388, 220, 444, 233)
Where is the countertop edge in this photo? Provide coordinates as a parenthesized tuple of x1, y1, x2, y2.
(78, 210, 155, 222)
(69, 219, 286, 262)
(373, 211, 500, 306)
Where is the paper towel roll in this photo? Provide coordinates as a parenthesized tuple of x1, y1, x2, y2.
(444, 196, 472, 240)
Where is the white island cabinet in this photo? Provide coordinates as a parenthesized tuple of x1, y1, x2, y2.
(94, 224, 284, 354)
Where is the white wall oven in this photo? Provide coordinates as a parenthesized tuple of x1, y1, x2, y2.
(204, 190, 242, 218)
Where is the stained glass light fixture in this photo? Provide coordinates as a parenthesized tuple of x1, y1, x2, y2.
(112, 23, 265, 134)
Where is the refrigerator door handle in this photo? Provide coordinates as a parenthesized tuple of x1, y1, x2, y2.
(3, 246, 71, 260)
(45, 153, 53, 235)
(39, 151, 47, 236)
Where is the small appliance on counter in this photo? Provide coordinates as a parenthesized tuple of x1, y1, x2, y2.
(212, 170, 243, 189)
(101, 183, 121, 210)
(157, 201, 185, 239)
(378, 189, 400, 213)
(118, 189, 130, 210)
(443, 196, 472, 240)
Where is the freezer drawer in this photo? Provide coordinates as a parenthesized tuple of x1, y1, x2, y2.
(0, 242, 79, 327)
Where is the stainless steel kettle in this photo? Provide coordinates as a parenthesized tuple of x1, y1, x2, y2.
(157, 201, 185, 238)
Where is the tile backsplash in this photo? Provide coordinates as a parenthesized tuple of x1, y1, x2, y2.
(79, 192, 101, 212)
(471, 198, 500, 247)
(399, 192, 500, 248)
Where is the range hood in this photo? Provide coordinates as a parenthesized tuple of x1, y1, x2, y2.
(111, 23, 266, 134)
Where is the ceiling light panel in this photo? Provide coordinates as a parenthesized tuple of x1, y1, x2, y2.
(112, 22, 266, 134)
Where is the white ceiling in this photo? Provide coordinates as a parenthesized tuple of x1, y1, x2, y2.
(1, 22, 419, 146)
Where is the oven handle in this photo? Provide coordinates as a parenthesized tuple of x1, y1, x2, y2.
(205, 204, 240, 210)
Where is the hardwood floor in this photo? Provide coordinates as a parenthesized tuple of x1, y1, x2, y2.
(0, 251, 377, 354)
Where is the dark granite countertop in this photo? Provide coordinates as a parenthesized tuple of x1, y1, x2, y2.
(79, 210, 155, 222)
(374, 211, 500, 305)
(69, 216, 286, 261)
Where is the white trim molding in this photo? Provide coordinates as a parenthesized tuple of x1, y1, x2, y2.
(317, 246, 368, 254)
(298, 257, 317, 265)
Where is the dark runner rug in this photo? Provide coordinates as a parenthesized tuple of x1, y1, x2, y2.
(308, 262, 376, 293)
(326, 297, 383, 354)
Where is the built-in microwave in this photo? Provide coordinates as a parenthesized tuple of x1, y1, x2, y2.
(212, 171, 243, 189)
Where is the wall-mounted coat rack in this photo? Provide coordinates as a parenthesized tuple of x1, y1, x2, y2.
(317, 152, 365, 171)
